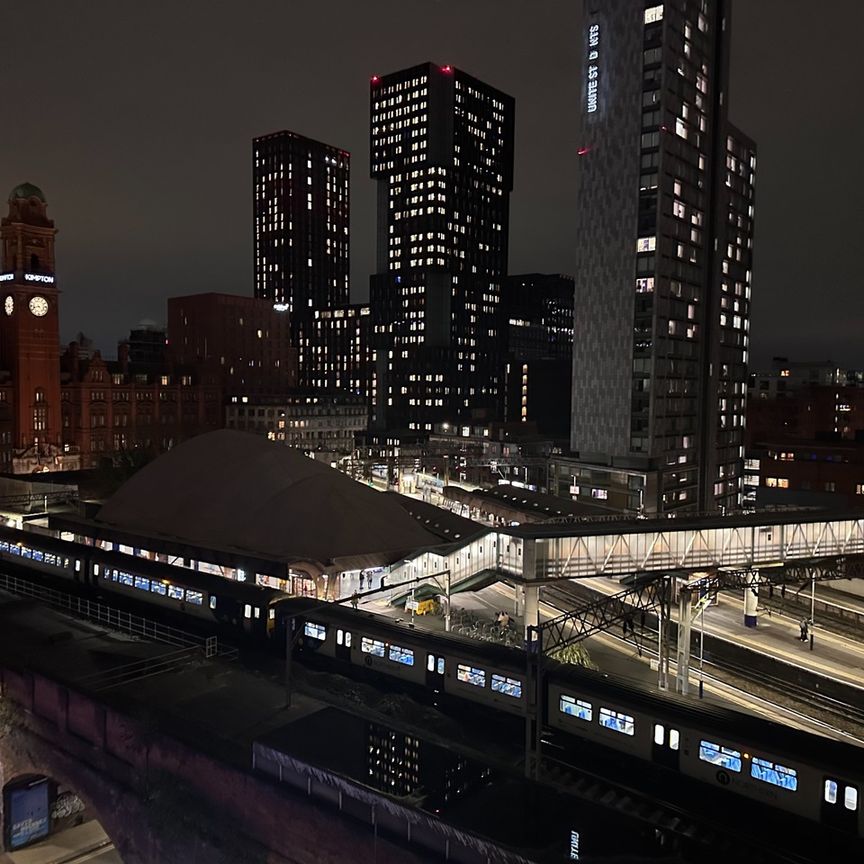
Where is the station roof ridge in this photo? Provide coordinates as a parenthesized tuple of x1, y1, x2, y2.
(94, 430, 446, 569)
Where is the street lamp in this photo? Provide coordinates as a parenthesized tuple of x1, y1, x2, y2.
(810, 571, 816, 651)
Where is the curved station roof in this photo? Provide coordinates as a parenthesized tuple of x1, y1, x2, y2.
(95, 430, 452, 570)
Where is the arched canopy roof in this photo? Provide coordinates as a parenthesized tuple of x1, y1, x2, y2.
(95, 430, 444, 566)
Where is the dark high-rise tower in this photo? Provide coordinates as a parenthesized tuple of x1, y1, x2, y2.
(369, 62, 515, 434)
(253, 131, 350, 386)
(571, 0, 755, 513)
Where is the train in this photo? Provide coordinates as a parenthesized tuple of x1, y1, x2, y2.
(0, 522, 861, 845)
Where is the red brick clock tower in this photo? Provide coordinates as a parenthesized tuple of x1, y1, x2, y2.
(0, 183, 73, 471)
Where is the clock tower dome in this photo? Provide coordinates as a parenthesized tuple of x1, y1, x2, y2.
(0, 183, 64, 464)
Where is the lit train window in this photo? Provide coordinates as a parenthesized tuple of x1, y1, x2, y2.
(389, 645, 414, 666)
(559, 695, 592, 721)
(699, 741, 741, 772)
(244, 604, 251, 618)
(0, 541, 8, 551)
(186, 591, 204, 606)
(118, 572, 133, 587)
(654, 724, 665, 745)
(437, 657, 444, 674)
(456, 664, 486, 688)
(491, 674, 522, 698)
(168, 585, 184, 600)
(10, 545, 20, 556)
(304, 622, 326, 640)
(151, 582, 167, 596)
(209, 597, 217, 610)
(33, 550, 44, 562)
(845, 786, 858, 811)
(93, 563, 99, 575)
(254, 607, 260, 619)
(134, 576, 150, 591)
(336, 630, 352, 648)
(361, 637, 385, 657)
(751, 757, 797, 791)
(825, 780, 838, 804)
(669, 729, 680, 750)
(599, 707, 635, 736)
(269, 609, 275, 620)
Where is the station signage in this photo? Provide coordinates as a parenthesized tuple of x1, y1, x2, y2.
(586, 22, 600, 114)
(5, 777, 51, 850)
(0, 273, 14, 282)
(25, 273, 55, 284)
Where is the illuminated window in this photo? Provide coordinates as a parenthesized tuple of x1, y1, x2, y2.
(388, 644, 414, 666)
(169, 585, 184, 600)
(560, 695, 592, 720)
(599, 707, 634, 736)
(699, 740, 741, 772)
(491, 674, 522, 698)
(361, 637, 385, 657)
(457, 663, 486, 687)
(186, 590, 203, 606)
(846, 786, 859, 811)
(644, 4, 663, 23)
(751, 757, 797, 791)
(304, 622, 326, 640)
(824, 780, 837, 804)
(636, 236, 656, 253)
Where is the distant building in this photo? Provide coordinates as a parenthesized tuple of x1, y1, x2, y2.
(570, 0, 756, 514)
(253, 131, 350, 386)
(226, 392, 367, 457)
(166, 292, 297, 398)
(309, 303, 371, 399)
(119, 320, 166, 372)
(369, 62, 515, 434)
(501, 274, 573, 437)
(744, 356, 864, 510)
(60, 346, 222, 468)
(0, 183, 80, 473)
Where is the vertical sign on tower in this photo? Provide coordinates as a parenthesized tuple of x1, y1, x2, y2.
(586, 21, 600, 114)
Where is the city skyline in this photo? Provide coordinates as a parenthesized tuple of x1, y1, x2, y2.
(2, 0, 862, 365)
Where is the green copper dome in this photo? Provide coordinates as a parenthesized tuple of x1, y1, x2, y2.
(9, 182, 46, 203)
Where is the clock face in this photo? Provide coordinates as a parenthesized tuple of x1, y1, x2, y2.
(3, 296, 12, 316)
(29, 296, 49, 317)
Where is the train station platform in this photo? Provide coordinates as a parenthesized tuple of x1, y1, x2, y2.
(574, 576, 864, 692)
(358, 577, 864, 746)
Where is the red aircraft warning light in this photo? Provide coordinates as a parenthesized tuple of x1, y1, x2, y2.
(441, 65, 453, 73)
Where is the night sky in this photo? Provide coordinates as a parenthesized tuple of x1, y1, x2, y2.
(2, 0, 862, 366)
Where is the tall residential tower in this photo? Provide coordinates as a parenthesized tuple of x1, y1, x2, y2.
(253, 131, 350, 386)
(369, 62, 515, 434)
(571, 0, 755, 513)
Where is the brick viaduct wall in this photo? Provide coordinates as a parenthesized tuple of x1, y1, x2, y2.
(0, 666, 429, 864)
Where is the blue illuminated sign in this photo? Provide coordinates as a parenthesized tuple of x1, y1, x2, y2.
(7, 778, 50, 850)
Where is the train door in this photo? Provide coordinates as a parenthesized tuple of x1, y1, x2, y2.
(651, 723, 680, 770)
(821, 777, 859, 833)
(426, 653, 446, 691)
(335, 628, 352, 662)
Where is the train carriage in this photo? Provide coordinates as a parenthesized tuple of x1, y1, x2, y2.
(0, 522, 861, 841)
